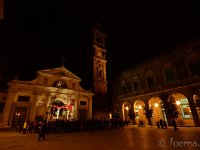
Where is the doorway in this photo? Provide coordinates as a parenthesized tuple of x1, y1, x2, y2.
(12, 106, 28, 127)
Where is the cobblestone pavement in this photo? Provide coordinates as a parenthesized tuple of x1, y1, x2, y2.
(1, 126, 200, 150)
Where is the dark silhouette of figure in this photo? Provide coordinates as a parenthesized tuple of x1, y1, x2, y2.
(38, 120, 47, 141)
(138, 120, 144, 127)
(163, 120, 167, 129)
(172, 118, 177, 131)
(156, 121, 160, 128)
(159, 119, 164, 129)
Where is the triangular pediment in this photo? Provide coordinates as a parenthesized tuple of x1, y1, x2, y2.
(38, 66, 81, 80)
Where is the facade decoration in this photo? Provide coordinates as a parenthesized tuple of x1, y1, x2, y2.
(111, 39, 200, 127)
(0, 66, 94, 127)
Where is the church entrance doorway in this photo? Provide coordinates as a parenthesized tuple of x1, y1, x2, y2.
(12, 106, 28, 127)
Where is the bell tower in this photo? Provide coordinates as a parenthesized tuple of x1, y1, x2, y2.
(91, 23, 108, 119)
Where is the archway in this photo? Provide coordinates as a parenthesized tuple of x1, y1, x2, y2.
(122, 102, 131, 121)
(149, 97, 164, 125)
(171, 93, 194, 126)
(134, 100, 147, 125)
(51, 100, 65, 120)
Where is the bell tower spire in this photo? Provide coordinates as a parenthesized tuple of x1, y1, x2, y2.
(91, 23, 108, 119)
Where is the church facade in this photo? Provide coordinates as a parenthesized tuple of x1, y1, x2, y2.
(0, 66, 93, 127)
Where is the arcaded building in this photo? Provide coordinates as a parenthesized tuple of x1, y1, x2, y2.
(111, 39, 200, 127)
(0, 66, 94, 127)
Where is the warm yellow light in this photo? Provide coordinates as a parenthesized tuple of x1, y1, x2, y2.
(109, 113, 112, 119)
(176, 101, 180, 105)
(138, 105, 142, 109)
(125, 106, 129, 110)
(155, 103, 158, 107)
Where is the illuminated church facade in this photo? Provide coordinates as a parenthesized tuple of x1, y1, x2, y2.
(0, 66, 93, 127)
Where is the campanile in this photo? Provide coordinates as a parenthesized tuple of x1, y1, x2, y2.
(91, 23, 108, 119)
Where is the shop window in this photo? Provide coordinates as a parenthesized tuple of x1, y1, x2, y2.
(18, 96, 30, 102)
(180, 98, 192, 119)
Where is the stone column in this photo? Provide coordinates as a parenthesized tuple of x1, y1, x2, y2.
(88, 97, 93, 119)
(1, 92, 15, 127)
(29, 94, 39, 122)
(45, 95, 52, 121)
(189, 95, 200, 126)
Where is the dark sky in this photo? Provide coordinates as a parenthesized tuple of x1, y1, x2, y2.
(1, 1, 200, 88)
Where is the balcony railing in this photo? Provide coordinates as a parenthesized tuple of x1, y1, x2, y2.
(118, 75, 200, 99)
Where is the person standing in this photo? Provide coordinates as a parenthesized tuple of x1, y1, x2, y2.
(172, 118, 177, 131)
(38, 120, 47, 141)
(22, 121, 27, 134)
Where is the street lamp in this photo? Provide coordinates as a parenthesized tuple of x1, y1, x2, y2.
(155, 103, 158, 107)
(176, 101, 180, 105)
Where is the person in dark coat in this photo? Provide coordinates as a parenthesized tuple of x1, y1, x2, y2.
(38, 120, 47, 141)
(172, 118, 177, 131)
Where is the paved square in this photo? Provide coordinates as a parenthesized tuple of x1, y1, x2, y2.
(1, 126, 200, 150)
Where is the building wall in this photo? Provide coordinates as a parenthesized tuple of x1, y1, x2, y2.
(111, 39, 200, 126)
(0, 67, 94, 127)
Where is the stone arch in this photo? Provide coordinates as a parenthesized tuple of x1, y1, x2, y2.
(170, 93, 195, 126)
(134, 100, 147, 125)
(148, 97, 164, 125)
(122, 102, 131, 121)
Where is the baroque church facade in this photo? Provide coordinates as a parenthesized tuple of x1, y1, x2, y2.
(0, 23, 109, 127)
(0, 66, 94, 127)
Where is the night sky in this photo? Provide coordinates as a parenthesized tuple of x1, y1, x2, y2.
(1, 1, 200, 89)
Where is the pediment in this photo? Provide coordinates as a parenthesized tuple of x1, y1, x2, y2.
(38, 66, 81, 80)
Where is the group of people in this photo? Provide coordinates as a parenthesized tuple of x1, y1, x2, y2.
(156, 119, 167, 129)
(17, 119, 47, 141)
(18, 120, 34, 134)
(16, 118, 131, 141)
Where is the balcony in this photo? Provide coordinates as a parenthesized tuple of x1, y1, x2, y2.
(118, 75, 200, 99)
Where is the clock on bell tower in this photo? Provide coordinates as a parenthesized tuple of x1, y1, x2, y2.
(91, 23, 108, 119)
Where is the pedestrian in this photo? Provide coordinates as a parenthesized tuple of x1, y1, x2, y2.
(38, 120, 47, 141)
(22, 121, 27, 134)
(159, 119, 164, 129)
(163, 120, 167, 129)
(156, 121, 160, 128)
(172, 118, 177, 131)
